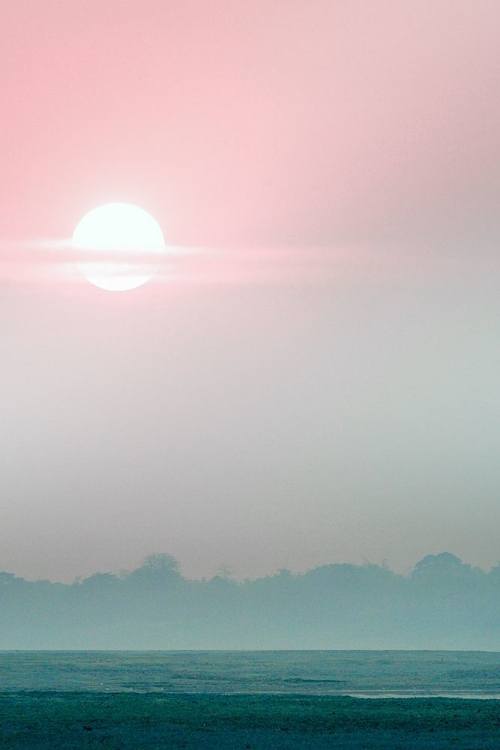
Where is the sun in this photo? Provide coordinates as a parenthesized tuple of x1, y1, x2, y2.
(72, 203, 165, 291)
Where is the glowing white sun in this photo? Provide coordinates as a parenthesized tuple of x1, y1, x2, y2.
(72, 203, 165, 291)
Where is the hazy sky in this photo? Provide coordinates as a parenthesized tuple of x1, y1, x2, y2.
(1, 1, 500, 583)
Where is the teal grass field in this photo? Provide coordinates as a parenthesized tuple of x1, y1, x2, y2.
(2, 692, 500, 749)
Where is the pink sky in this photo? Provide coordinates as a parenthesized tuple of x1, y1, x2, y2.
(1, 1, 498, 252)
(1, 2, 500, 582)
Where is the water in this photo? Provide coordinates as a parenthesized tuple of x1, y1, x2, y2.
(1, 651, 500, 698)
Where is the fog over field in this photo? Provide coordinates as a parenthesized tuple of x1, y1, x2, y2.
(1, 552, 499, 650)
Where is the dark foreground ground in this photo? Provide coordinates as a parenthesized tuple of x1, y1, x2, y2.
(1, 692, 500, 749)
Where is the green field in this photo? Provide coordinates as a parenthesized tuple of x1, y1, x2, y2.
(1, 693, 500, 749)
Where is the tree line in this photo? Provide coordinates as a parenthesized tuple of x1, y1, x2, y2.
(1, 552, 499, 649)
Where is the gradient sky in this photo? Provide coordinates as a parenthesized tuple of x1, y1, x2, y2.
(1, 1, 500, 583)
